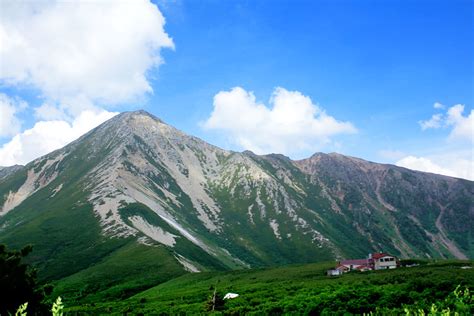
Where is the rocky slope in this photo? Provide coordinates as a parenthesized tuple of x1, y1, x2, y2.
(0, 110, 472, 293)
(0, 165, 24, 180)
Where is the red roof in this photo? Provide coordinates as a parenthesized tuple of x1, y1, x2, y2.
(335, 264, 349, 271)
(371, 253, 391, 259)
(340, 259, 369, 266)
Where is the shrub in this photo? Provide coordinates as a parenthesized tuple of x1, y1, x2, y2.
(0, 244, 48, 315)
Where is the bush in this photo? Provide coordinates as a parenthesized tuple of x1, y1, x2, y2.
(204, 287, 226, 312)
(379, 285, 472, 315)
(0, 244, 48, 315)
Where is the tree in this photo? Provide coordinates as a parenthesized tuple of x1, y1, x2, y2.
(204, 284, 226, 312)
(0, 244, 48, 315)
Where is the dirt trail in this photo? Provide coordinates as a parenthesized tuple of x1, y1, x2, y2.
(435, 204, 467, 259)
(375, 172, 396, 212)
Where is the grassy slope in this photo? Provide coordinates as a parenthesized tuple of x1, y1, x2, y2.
(0, 166, 27, 206)
(67, 260, 473, 315)
(51, 242, 186, 303)
(0, 156, 189, 303)
(0, 132, 207, 304)
(0, 179, 129, 281)
(0, 183, 188, 303)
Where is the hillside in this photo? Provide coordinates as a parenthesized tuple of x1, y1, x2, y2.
(0, 110, 472, 301)
(66, 260, 473, 314)
(0, 165, 24, 180)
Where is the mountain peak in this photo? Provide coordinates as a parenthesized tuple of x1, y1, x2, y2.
(116, 109, 164, 123)
(0, 106, 471, 294)
(96, 109, 168, 137)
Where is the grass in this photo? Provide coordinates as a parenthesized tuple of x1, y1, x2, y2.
(65, 260, 473, 315)
(51, 242, 186, 304)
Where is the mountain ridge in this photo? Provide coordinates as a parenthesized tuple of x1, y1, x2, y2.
(0, 110, 472, 300)
(0, 110, 467, 181)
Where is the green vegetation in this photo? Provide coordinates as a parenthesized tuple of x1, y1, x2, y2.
(0, 166, 27, 206)
(51, 297, 64, 316)
(0, 244, 50, 315)
(14, 297, 64, 316)
(401, 285, 472, 316)
(394, 212, 432, 254)
(65, 260, 473, 315)
(50, 242, 186, 304)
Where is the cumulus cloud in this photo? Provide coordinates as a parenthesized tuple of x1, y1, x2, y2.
(419, 103, 473, 142)
(419, 113, 443, 130)
(396, 156, 455, 177)
(203, 87, 356, 156)
(393, 102, 473, 181)
(34, 103, 70, 121)
(433, 102, 445, 109)
(396, 153, 473, 181)
(0, 93, 27, 138)
(0, 0, 173, 114)
(446, 104, 474, 142)
(0, 0, 173, 165)
(0, 110, 118, 166)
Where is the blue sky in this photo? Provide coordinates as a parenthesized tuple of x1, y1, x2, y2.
(0, 0, 472, 179)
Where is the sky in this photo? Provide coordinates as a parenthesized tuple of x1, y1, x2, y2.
(0, 0, 472, 180)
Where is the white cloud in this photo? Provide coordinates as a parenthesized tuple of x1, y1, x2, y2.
(0, 110, 118, 166)
(0, 93, 27, 138)
(395, 102, 472, 181)
(0, 0, 173, 115)
(433, 102, 445, 109)
(203, 87, 357, 156)
(446, 104, 474, 142)
(396, 156, 455, 177)
(419, 113, 443, 130)
(396, 153, 473, 181)
(0, 0, 173, 166)
(34, 103, 69, 121)
(419, 103, 473, 143)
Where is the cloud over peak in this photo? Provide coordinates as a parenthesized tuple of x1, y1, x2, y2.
(0, 94, 27, 138)
(203, 87, 356, 156)
(0, 110, 118, 166)
(0, 0, 173, 114)
(0, 0, 172, 165)
(396, 153, 473, 181)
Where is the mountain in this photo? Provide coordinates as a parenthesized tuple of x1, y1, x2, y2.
(0, 110, 472, 300)
(0, 165, 24, 180)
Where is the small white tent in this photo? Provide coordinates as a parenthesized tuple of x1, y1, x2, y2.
(223, 293, 239, 300)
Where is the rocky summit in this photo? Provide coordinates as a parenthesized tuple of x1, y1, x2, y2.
(0, 110, 472, 291)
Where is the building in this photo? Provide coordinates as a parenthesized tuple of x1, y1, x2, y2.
(339, 259, 371, 271)
(326, 265, 348, 276)
(327, 252, 398, 276)
(369, 252, 398, 270)
(326, 269, 342, 276)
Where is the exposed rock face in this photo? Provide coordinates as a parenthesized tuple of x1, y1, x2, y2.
(0, 111, 472, 277)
